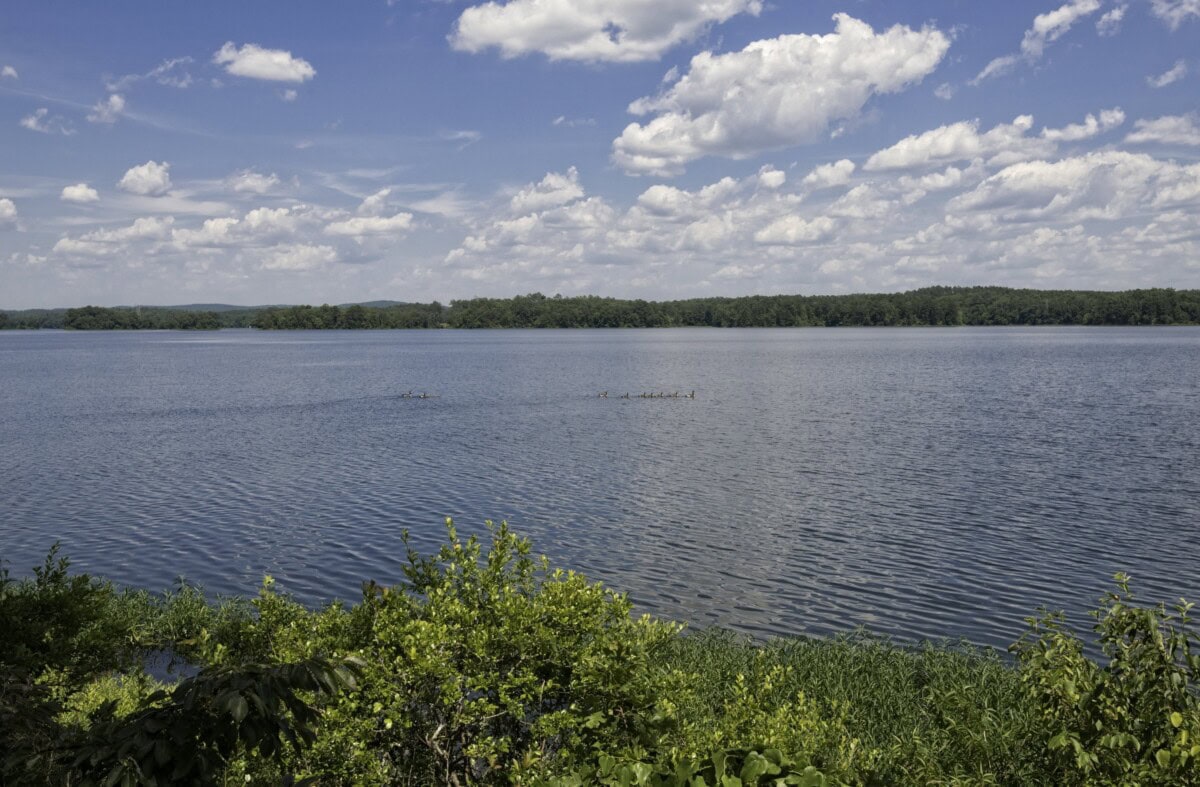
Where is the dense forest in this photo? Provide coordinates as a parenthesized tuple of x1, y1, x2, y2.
(3, 287, 1200, 330)
(0, 306, 224, 330)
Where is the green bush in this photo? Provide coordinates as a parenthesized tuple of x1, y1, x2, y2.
(285, 519, 684, 783)
(4, 528, 1200, 785)
(1012, 573, 1200, 784)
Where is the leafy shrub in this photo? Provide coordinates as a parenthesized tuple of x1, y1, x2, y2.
(312, 519, 685, 783)
(71, 657, 359, 786)
(0, 545, 154, 682)
(5, 530, 1200, 785)
(1012, 573, 1200, 784)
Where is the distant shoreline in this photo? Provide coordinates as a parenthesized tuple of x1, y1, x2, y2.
(3, 286, 1199, 329)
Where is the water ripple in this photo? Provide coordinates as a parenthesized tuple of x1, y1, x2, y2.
(1, 327, 1198, 651)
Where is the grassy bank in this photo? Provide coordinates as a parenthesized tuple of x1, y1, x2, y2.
(2, 521, 1197, 785)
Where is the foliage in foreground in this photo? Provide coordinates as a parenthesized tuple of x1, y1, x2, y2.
(1, 522, 1198, 785)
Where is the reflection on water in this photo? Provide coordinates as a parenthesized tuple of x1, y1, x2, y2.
(1, 327, 1198, 650)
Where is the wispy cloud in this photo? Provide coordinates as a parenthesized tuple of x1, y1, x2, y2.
(1149, 0, 1200, 30)
(441, 129, 482, 149)
(1096, 4, 1128, 36)
(973, 0, 1102, 84)
(105, 57, 195, 92)
(20, 108, 75, 135)
(1147, 59, 1189, 88)
(552, 115, 597, 128)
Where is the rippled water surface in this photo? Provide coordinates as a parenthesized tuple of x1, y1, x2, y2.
(2, 328, 1198, 650)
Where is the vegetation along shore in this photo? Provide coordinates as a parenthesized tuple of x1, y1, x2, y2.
(2, 520, 1198, 785)
(3, 286, 1200, 330)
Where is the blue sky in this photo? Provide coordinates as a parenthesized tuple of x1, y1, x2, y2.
(1, 0, 1198, 307)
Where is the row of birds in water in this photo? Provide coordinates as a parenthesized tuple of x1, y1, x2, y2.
(598, 391, 696, 399)
(397, 390, 694, 400)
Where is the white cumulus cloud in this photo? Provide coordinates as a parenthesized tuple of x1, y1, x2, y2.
(452, 0, 762, 63)
(1, 65, 17, 80)
(213, 42, 316, 82)
(1125, 114, 1200, 146)
(755, 215, 837, 245)
(118, 161, 172, 196)
(758, 166, 786, 190)
(0, 198, 16, 224)
(1041, 107, 1125, 141)
(227, 170, 282, 195)
(612, 14, 950, 175)
(864, 115, 1053, 171)
(802, 159, 856, 190)
(442, 151, 1200, 295)
(87, 93, 126, 124)
(61, 184, 100, 203)
(510, 167, 586, 213)
(948, 151, 1184, 221)
(53, 216, 174, 256)
(262, 243, 337, 271)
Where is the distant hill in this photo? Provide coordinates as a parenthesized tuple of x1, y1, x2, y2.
(156, 304, 279, 313)
(341, 300, 413, 309)
(157, 302, 413, 311)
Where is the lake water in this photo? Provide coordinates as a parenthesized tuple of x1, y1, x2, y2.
(2, 328, 1198, 651)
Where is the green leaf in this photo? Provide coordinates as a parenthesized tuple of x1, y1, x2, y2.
(229, 695, 249, 723)
(1171, 712, 1184, 728)
(1156, 749, 1172, 768)
(740, 753, 769, 782)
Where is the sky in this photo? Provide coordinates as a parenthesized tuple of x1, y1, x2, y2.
(1, 0, 1198, 308)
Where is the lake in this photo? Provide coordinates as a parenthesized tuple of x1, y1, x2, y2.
(2, 327, 1198, 650)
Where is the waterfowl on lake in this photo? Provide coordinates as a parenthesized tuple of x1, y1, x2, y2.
(598, 391, 608, 398)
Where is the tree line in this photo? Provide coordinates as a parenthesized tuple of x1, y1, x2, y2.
(3, 287, 1200, 330)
